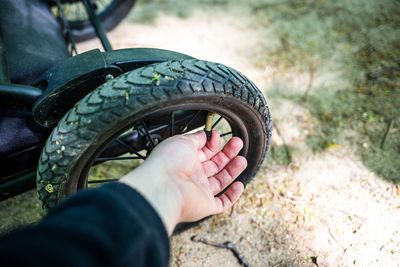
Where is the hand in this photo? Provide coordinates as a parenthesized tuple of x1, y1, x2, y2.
(120, 130, 247, 235)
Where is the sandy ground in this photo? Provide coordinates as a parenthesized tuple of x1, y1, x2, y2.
(76, 9, 400, 266)
(1, 7, 399, 267)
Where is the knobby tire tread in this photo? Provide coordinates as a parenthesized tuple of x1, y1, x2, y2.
(37, 59, 272, 213)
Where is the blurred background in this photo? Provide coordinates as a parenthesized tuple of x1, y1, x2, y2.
(1, 0, 399, 266)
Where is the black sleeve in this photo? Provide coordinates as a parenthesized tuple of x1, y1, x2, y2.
(0, 183, 170, 267)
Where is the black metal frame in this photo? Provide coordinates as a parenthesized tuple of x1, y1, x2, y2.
(81, 0, 113, 52)
(0, 25, 9, 84)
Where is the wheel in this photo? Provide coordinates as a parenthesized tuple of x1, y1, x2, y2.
(36, 59, 272, 230)
(51, 0, 136, 42)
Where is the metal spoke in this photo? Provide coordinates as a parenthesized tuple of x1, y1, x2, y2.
(212, 116, 223, 129)
(54, 0, 78, 55)
(88, 178, 119, 184)
(115, 138, 146, 160)
(170, 112, 175, 136)
(95, 156, 142, 162)
(178, 110, 201, 134)
(141, 122, 155, 147)
(220, 131, 233, 137)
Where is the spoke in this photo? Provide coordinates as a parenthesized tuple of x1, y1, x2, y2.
(115, 138, 146, 160)
(88, 178, 119, 184)
(95, 156, 142, 162)
(141, 122, 155, 147)
(170, 112, 175, 136)
(212, 116, 223, 129)
(220, 131, 233, 137)
(178, 110, 201, 134)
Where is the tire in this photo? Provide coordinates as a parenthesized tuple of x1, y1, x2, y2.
(36, 59, 272, 229)
(57, 0, 136, 42)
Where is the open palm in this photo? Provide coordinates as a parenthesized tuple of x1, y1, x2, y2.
(121, 130, 247, 234)
(149, 130, 247, 222)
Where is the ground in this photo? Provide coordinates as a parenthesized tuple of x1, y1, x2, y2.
(1, 2, 399, 266)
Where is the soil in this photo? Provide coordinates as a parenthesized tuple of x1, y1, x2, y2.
(1, 7, 399, 267)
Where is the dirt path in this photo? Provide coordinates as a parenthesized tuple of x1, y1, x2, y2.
(1, 6, 399, 267)
(78, 9, 400, 266)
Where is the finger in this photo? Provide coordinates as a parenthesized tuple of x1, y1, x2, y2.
(202, 137, 243, 177)
(184, 130, 207, 150)
(208, 156, 247, 194)
(201, 130, 221, 159)
(213, 182, 244, 214)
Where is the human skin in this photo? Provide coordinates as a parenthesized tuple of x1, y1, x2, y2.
(120, 130, 247, 235)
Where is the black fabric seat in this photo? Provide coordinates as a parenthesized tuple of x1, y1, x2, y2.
(1, 0, 69, 85)
(0, 0, 69, 166)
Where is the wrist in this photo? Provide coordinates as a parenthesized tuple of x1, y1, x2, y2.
(120, 165, 183, 235)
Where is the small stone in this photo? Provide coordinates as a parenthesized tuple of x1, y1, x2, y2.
(45, 184, 54, 193)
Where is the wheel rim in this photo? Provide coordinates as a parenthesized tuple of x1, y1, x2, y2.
(74, 105, 251, 191)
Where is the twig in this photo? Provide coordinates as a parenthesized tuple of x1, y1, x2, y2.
(250, 218, 272, 237)
(229, 204, 235, 217)
(191, 236, 252, 267)
(302, 63, 316, 102)
(250, 218, 280, 245)
(319, 218, 345, 249)
(251, 1, 292, 12)
(273, 121, 292, 163)
(380, 118, 392, 149)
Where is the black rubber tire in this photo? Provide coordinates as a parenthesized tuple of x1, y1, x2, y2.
(36, 59, 272, 221)
(67, 0, 136, 42)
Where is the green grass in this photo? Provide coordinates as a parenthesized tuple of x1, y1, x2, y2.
(267, 145, 293, 166)
(0, 190, 44, 233)
(258, 0, 400, 182)
(127, 0, 226, 24)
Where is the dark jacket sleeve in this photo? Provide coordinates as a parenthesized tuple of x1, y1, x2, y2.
(0, 182, 170, 267)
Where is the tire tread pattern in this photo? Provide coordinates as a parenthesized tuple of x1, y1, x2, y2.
(37, 59, 272, 211)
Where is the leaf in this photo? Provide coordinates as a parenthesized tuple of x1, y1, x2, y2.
(327, 143, 342, 149)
